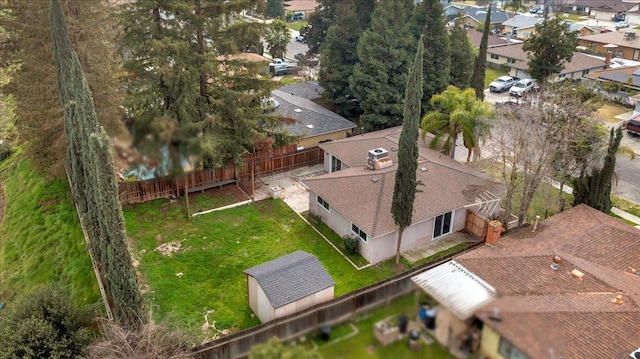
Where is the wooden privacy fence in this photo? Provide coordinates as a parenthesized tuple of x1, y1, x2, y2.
(191, 242, 485, 359)
(117, 146, 324, 205)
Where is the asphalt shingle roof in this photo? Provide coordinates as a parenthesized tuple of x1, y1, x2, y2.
(271, 89, 356, 138)
(502, 14, 544, 29)
(461, 6, 511, 24)
(244, 250, 335, 309)
(580, 30, 640, 49)
(452, 204, 640, 358)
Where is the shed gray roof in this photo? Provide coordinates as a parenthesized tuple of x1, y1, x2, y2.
(271, 90, 356, 138)
(244, 250, 335, 308)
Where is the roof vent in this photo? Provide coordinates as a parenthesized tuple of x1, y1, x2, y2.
(489, 307, 502, 322)
(550, 256, 562, 270)
(420, 167, 428, 172)
(294, 108, 302, 112)
(570, 269, 584, 280)
(611, 294, 624, 305)
(370, 176, 379, 183)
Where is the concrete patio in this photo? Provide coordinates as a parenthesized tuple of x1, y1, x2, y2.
(401, 231, 481, 264)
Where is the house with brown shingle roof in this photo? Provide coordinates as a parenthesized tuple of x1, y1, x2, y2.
(579, 30, 640, 60)
(486, 43, 607, 81)
(412, 204, 640, 358)
(303, 127, 500, 265)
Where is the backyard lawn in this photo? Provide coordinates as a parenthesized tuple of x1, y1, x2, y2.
(484, 66, 509, 90)
(124, 197, 399, 339)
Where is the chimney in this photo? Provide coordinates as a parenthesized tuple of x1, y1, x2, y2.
(605, 51, 612, 68)
(486, 220, 503, 245)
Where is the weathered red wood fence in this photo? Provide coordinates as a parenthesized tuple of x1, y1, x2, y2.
(117, 146, 324, 205)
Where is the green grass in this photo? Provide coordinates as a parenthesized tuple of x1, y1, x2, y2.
(309, 294, 456, 359)
(484, 66, 509, 90)
(302, 212, 369, 268)
(124, 198, 399, 338)
(561, 13, 585, 21)
(0, 152, 101, 306)
(287, 20, 308, 32)
(612, 195, 640, 218)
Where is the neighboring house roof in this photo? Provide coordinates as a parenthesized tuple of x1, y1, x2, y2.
(244, 250, 334, 308)
(412, 260, 497, 320)
(284, 0, 318, 12)
(303, 127, 494, 238)
(502, 14, 544, 29)
(488, 44, 607, 75)
(278, 81, 325, 101)
(584, 64, 640, 87)
(466, 28, 509, 48)
(453, 204, 640, 358)
(271, 89, 356, 139)
(580, 31, 640, 49)
(460, 6, 511, 24)
(510, 52, 607, 73)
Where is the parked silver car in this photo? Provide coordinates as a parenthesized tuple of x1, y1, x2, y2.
(509, 78, 535, 97)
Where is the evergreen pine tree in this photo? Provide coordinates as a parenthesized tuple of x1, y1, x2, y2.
(120, 0, 284, 173)
(50, 0, 143, 328)
(0, 0, 123, 176)
(470, 6, 491, 100)
(448, 23, 474, 89)
(391, 38, 423, 266)
(573, 126, 623, 213)
(414, 0, 450, 112)
(318, 0, 374, 117)
(265, 0, 284, 19)
(349, 0, 414, 131)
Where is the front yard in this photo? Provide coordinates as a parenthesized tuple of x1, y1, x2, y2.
(124, 196, 399, 339)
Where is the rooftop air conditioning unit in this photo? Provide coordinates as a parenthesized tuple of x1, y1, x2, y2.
(367, 148, 390, 170)
(624, 31, 636, 39)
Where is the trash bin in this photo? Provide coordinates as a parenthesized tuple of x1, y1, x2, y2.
(425, 308, 436, 330)
(419, 303, 430, 323)
(408, 330, 420, 350)
(398, 314, 408, 334)
(319, 325, 331, 341)
(270, 186, 280, 199)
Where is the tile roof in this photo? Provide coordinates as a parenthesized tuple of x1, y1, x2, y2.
(487, 43, 528, 60)
(584, 65, 640, 86)
(304, 127, 494, 238)
(580, 30, 640, 49)
(510, 52, 607, 73)
(271, 90, 356, 138)
(283, 0, 318, 12)
(451, 204, 640, 357)
(466, 28, 509, 48)
(244, 250, 335, 308)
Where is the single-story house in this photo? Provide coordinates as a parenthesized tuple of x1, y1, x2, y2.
(583, 64, 640, 104)
(568, 22, 601, 37)
(443, 4, 464, 21)
(454, 6, 512, 28)
(486, 43, 608, 81)
(586, 0, 636, 21)
(413, 204, 640, 357)
(580, 30, 640, 60)
(466, 28, 510, 48)
(284, 0, 318, 19)
(303, 127, 501, 265)
(270, 86, 356, 149)
(501, 14, 544, 40)
(244, 250, 335, 323)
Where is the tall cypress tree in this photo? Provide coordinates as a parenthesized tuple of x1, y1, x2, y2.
(572, 126, 623, 213)
(470, 6, 491, 100)
(50, 0, 143, 328)
(391, 38, 423, 266)
(414, 0, 450, 112)
(349, 0, 414, 131)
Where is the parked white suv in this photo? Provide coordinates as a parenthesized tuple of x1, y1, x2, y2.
(509, 78, 535, 97)
(489, 76, 517, 92)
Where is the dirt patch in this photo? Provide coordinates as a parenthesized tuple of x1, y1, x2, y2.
(156, 240, 184, 256)
(0, 186, 4, 225)
(597, 102, 632, 124)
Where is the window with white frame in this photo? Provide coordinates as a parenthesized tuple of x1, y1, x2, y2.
(351, 223, 368, 242)
(331, 156, 343, 172)
(433, 211, 453, 239)
(506, 58, 516, 64)
(316, 195, 330, 212)
(490, 54, 499, 60)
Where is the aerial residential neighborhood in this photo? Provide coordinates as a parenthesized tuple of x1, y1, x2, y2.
(0, 0, 639, 358)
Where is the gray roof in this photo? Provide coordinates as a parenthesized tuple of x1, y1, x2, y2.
(502, 14, 544, 29)
(278, 81, 325, 100)
(462, 6, 511, 24)
(271, 89, 356, 138)
(244, 250, 335, 308)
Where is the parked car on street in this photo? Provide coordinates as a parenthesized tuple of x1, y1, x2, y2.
(509, 78, 535, 97)
(489, 76, 517, 92)
(529, 6, 541, 13)
(615, 21, 630, 29)
(295, 34, 306, 43)
(624, 118, 640, 135)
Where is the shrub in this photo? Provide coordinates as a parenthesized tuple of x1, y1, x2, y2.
(0, 141, 12, 162)
(343, 235, 360, 256)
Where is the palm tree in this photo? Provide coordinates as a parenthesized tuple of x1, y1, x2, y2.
(420, 86, 490, 160)
(264, 20, 290, 59)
